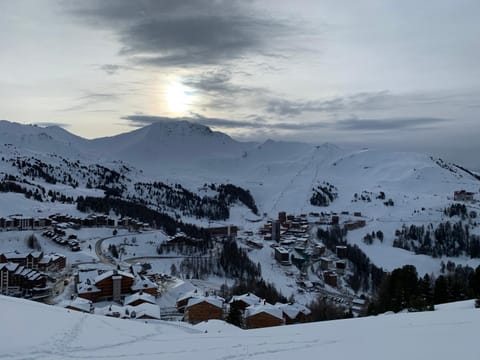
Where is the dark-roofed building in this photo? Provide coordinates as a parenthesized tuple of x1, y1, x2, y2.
(183, 296, 225, 324)
(245, 303, 285, 329)
(229, 293, 262, 312)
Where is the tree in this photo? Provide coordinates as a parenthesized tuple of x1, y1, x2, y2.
(26, 234, 41, 251)
(376, 230, 384, 242)
(226, 306, 243, 327)
(170, 264, 178, 277)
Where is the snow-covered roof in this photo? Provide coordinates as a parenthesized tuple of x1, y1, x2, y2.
(94, 270, 134, 284)
(67, 297, 93, 313)
(275, 303, 311, 319)
(38, 253, 64, 264)
(275, 247, 289, 254)
(186, 296, 224, 310)
(177, 289, 200, 302)
(131, 276, 157, 291)
(77, 282, 101, 295)
(95, 303, 160, 320)
(124, 292, 156, 306)
(130, 303, 161, 320)
(229, 293, 262, 306)
(0, 262, 20, 272)
(245, 303, 283, 320)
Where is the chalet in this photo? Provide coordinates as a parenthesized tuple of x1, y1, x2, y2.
(77, 269, 135, 302)
(336, 246, 348, 259)
(229, 293, 262, 312)
(313, 243, 326, 256)
(0, 262, 48, 296)
(278, 211, 287, 224)
(66, 297, 94, 313)
(38, 253, 67, 271)
(131, 275, 158, 297)
(343, 220, 366, 231)
(274, 247, 290, 265)
(335, 260, 347, 274)
(454, 190, 474, 202)
(353, 212, 362, 217)
(124, 291, 156, 307)
(97, 303, 161, 320)
(130, 303, 161, 320)
(183, 296, 225, 324)
(320, 257, 333, 270)
(275, 303, 312, 324)
(324, 271, 338, 287)
(176, 289, 200, 313)
(0, 251, 43, 270)
(245, 303, 284, 329)
(0, 251, 66, 272)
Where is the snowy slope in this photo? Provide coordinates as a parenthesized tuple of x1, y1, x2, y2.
(91, 120, 255, 171)
(0, 120, 88, 158)
(1, 295, 479, 360)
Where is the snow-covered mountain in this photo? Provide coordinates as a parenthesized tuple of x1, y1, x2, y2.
(1, 119, 480, 277)
(1, 294, 478, 360)
(90, 120, 255, 172)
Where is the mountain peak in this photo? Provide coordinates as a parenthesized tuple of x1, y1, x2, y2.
(143, 119, 214, 137)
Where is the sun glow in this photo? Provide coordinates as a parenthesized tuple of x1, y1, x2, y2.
(165, 81, 195, 115)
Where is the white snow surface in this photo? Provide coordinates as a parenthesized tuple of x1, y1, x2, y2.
(1, 295, 479, 360)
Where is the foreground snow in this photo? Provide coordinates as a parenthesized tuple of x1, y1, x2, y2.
(2, 295, 479, 360)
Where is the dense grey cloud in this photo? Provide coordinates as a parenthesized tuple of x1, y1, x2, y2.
(123, 114, 447, 132)
(336, 117, 448, 131)
(68, 0, 290, 67)
(122, 114, 330, 131)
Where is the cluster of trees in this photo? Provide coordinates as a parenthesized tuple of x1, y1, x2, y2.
(310, 182, 338, 207)
(177, 256, 218, 279)
(383, 198, 394, 206)
(363, 230, 384, 245)
(175, 240, 262, 282)
(317, 226, 384, 292)
(76, 196, 210, 239)
(368, 265, 433, 314)
(133, 182, 230, 220)
(130, 182, 259, 221)
(308, 297, 353, 322)
(218, 240, 261, 281)
(157, 236, 213, 256)
(11, 157, 80, 188)
(353, 191, 372, 202)
(444, 203, 476, 219)
(352, 191, 393, 206)
(220, 279, 288, 307)
(214, 184, 259, 215)
(368, 264, 480, 314)
(393, 222, 480, 258)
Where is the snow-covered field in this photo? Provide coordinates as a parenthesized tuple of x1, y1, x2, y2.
(1, 295, 478, 360)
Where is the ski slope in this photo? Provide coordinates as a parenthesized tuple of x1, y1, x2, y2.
(1, 295, 478, 360)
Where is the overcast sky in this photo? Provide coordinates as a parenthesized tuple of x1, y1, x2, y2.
(1, 0, 480, 168)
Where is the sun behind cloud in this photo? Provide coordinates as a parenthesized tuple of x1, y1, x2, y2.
(165, 81, 195, 115)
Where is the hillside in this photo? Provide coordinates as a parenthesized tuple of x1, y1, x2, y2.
(1, 295, 478, 359)
(0, 120, 480, 298)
